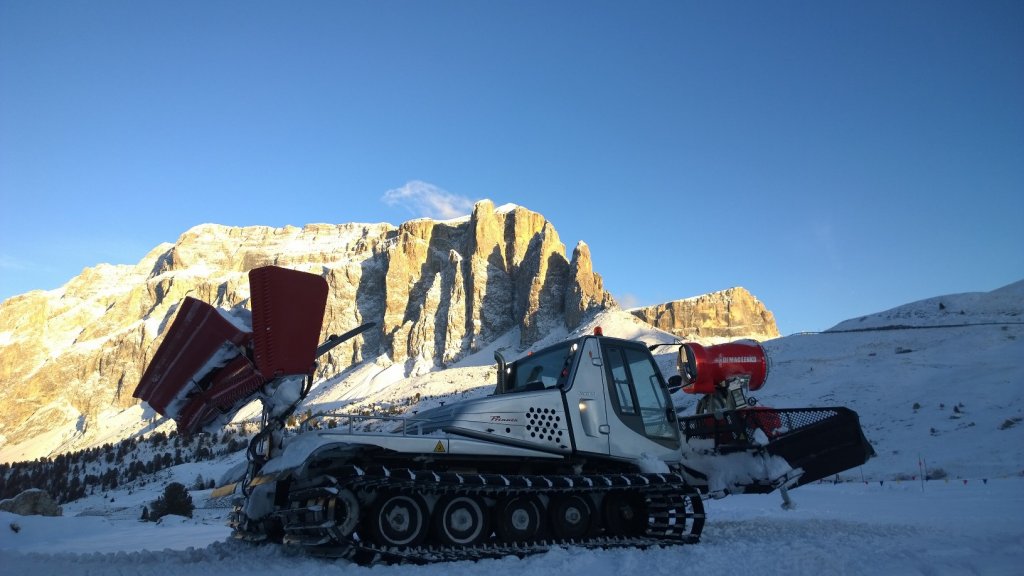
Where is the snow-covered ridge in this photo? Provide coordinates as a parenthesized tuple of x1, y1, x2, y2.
(831, 280, 1024, 331)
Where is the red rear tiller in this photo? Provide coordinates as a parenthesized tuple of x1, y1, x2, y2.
(134, 266, 371, 436)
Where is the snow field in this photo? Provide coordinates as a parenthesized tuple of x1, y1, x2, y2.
(2, 479, 1022, 575)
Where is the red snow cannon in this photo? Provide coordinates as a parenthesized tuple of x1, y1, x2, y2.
(133, 266, 329, 435)
(678, 341, 769, 395)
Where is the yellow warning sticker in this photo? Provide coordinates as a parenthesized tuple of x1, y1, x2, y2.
(433, 440, 446, 453)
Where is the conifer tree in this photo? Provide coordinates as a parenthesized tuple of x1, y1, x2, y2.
(150, 482, 194, 520)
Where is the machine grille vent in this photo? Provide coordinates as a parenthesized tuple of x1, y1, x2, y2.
(525, 406, 563, 445)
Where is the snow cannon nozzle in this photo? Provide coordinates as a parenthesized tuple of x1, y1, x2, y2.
(677, 340, 769, 395)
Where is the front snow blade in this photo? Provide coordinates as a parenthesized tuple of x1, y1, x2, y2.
(679, 407, 875, 489)
(762, 407, 876, 486)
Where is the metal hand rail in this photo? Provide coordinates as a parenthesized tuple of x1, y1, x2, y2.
(298, 411, 435, 437)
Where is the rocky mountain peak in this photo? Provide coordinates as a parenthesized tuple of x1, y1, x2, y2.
(565, 241, 615, 329)
(629, 286, 780, 342)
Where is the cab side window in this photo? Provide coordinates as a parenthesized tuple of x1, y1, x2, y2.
(625, 347, 675, 440)
(607, 349, 637, 414)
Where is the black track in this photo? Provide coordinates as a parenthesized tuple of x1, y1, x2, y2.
(233, 465, 705, 565)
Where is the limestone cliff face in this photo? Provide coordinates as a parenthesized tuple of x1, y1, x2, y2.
(378, 201, 613, 366)
(565, 242, 615, 330)
(630, 287, 780, 342)
(0, 201, 615, 456)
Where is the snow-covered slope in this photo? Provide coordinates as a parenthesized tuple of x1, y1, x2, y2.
(830, 280, 1023, 331)
(761, 280, 1024, 479)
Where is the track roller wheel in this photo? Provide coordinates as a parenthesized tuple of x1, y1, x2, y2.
(678, 489, 705, 537)
(494, 496, 544, 542)
(433, 494, 491, 546)
(366, 492, 429, 547)
(602, 492, 647, 536)
(549, 495, 593, 539)
(326, 489, 361, 538)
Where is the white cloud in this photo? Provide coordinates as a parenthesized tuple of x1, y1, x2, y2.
(617, 293, 641, 310)
(381, 181, 475, 220)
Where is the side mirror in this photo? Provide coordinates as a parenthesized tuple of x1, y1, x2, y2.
(494, 351, 507, 394)
(667, 374, 683, 393)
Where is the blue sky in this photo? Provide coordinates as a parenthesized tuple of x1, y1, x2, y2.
(1, 1, 1021, 335)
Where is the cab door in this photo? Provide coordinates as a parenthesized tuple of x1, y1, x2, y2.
(564, 338, 611, 457)
(600, 341, 681, 460)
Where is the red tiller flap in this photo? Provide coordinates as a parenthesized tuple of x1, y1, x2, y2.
(176, 399, 218, 437)
(249, 266, 329, 379)
(174, 354, 265, 435)
(134, 297, 252, 416)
